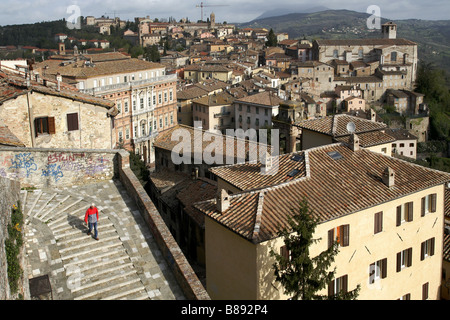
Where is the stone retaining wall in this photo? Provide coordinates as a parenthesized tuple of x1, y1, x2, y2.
(117, 150, 210, 300)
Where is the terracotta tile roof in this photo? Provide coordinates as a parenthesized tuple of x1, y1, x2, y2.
(0, 71, 116, 111)
(315, 38, 417, 46)
(295, 114, 387, 137)
(334, 131, 396, 148)
(234, 91, 282, 107)
(385, 128, 417, 141)
(210, 151, 307, 192)
(194, 144, 450, 243)
(36, 58, 163, 79)
(192, 91, 235, 107)
(0, 120, 25, 147)
(444, 232, 450, 262)
(445, 188, 450, 220)
(153, 124, 273, 161)
(177, 86, 209, 100)
(176, 178, 217, 227)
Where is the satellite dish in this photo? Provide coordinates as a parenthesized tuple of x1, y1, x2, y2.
(347, 122, 356, 134)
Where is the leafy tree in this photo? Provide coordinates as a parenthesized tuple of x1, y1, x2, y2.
(265, 28, 278, 47)
(270, 198, 360, 300)
(144, 45, 160, 62)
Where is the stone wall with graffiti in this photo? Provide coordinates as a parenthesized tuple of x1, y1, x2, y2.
(0, 147, 118, 189)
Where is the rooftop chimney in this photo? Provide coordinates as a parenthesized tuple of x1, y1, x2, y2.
(349, 133, 360, 151)
(216, 189, 230, 213)
(382, 167, 395, 187)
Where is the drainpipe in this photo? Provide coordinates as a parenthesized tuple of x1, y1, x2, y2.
(26, 91, 35, 148)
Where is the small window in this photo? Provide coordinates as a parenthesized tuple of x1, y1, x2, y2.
(369, 258, 387, 283)
(421, 238, 435, 260)
(328, 275, 348, 296)
(67, 113, 79, 131)
(328, 225, 349, 247)
(35, 117, 55, 136)
(421, 194, 437, 216)
(396, 202, 413, 226)
(422, 283, 429, 300)
(328, 151, 343, 160)
(374, 211, 383, 234)
(396, 248, 412, 271)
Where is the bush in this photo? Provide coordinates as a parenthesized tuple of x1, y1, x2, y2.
(5, 203, 23, 295)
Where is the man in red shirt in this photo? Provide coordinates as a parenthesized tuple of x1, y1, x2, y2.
(84, 203, 99, 240)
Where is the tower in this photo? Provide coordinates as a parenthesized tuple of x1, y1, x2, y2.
(209, 12, 215, 28)
(382, 22, 397, 39)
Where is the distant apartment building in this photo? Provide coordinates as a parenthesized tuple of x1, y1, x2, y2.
(192, 91, 235, 133)
(234, 91, 283, 131)
(194, 143, 450, 300)
(36, 52, 177, 164)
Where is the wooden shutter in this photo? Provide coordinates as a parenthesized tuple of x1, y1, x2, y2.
(48, 117, 56, 134)
(328, 280, 334, 296)
(67, 113, 79, 131)
(422, 283, 429, 300)
(381, 258, 387, 279)
(420, 242, 425, 261)
(407, 202, 413, 222)
(328, 229, 334, 248)
(280, 245, 289, 260)
(431, 194, 437, 212)
(396, 205, 401, 226)
(342, 224, 350, 247)
(430, 238, 435, 256)
(421, 197, 426, 217)
(396, 252, 401, 272)
(407, 248, 412, 267)
(34, 118, 39, 137)
(341, 275, 348, 293)
(375, 212, 383, 234)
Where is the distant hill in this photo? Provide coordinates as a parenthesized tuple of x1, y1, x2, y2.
(238, 9, 450, 83)
(253, 6, 329, 21)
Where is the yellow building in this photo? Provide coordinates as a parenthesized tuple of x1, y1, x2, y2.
(194, 143, 450, 300)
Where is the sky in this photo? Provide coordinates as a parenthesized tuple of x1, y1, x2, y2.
(0, 0, 449, 26)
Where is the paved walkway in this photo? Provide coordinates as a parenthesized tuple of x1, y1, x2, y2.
(22, 179, 185, 300)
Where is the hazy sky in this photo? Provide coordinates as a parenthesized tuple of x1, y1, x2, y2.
(0, 0, 449, 26)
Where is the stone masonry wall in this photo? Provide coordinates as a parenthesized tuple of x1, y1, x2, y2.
(0, 147, 117, 189)
(0, 176, 21, 300)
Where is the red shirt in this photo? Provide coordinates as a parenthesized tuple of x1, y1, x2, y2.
(84, 207, 99, 223)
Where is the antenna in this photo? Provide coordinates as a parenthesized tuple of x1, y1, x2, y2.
(346, 122, 356, 134)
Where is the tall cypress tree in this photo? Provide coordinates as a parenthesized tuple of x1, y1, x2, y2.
(266, 28, 278, 47)
(270, 198, 360, 300)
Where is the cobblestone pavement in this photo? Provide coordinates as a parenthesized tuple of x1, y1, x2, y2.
(22, 179, 185, 300)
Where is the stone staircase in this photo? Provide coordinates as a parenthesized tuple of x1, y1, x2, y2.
(21, 182, 182, 300)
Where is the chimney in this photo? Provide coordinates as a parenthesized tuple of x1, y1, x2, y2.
(56, 72, 62, 91)
(216, 189, 230, 213)
(370, 109, 376, 122)
(192, 167, 199, 180)
(382, 167, 395, 187)
(349, 133, 360, 151)
(261, 151, 273, 174)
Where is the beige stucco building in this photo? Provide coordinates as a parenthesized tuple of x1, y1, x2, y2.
(195, 143, 450, 300)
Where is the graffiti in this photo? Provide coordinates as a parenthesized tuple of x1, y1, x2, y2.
(9, 153, 37, 177)
(41, 163, 64, 182)
(48, 152, 85, 164)
(0, 168, 6, 177)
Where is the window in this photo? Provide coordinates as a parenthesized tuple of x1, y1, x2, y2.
(125, 128, 130, 140)
(140, 97, 144, 109)
(141, 122, 146, 136)
(67, 113, 79, 131)
(328, 225, 349, 247)
(169, 89, 173, 101)
(158, 93, 162, 104)
(396, 202, 413, 226)
(396, 248, 412, 272)
(421, 194, 437, 216)
(280, 245, 290, 260)
(328, 275, 348, 296)
(369, 258, 387, 283)
(238, 104, 242, 111)
(374, 211, 383, 234)
(34, 117, 55, 136)
(399, 293, 411, 300)
(117, 101, 122, 113)
(265, 109, 268, 116)
(124, 101, 129, 113)
(118, 131, 123, 143)
(153, 94, 156, 106)
(333, 49, 338, 58)
(420, 238, 435, 260)
(391, 51, 397, 62)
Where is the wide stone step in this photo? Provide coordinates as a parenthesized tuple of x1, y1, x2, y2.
(73, 275, 144, 300)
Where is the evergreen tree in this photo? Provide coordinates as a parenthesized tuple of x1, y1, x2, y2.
(266, 28, 278, 47)
(270, 198, 360, 300)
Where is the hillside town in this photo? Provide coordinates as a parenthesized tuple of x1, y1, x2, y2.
(0, 11, 449, 303)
